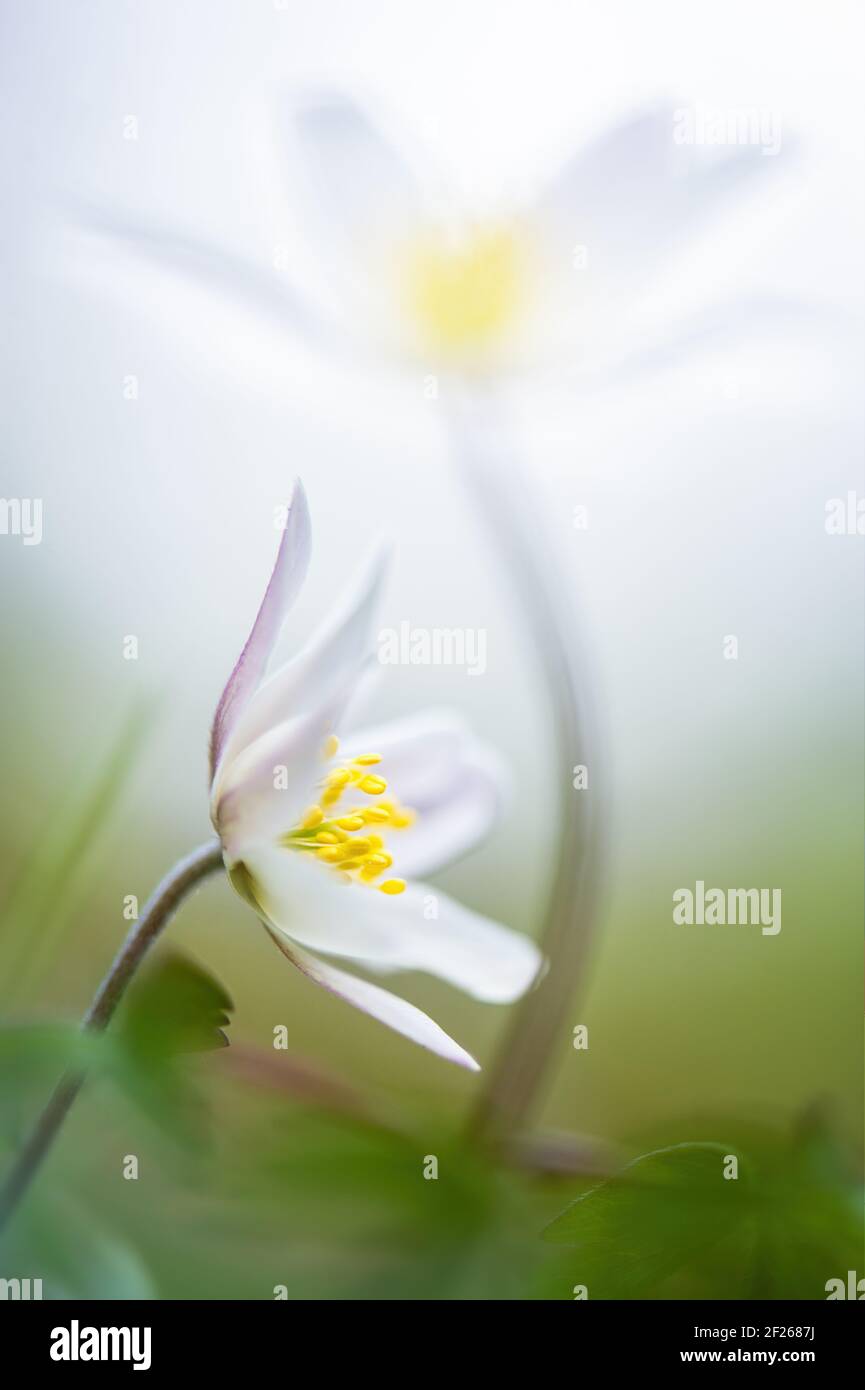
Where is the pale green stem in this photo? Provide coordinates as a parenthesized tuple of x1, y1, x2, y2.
(445, 383, 606, 1145)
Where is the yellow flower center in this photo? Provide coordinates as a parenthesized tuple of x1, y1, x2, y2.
(403, 226, 525, 360)
(280, 739, 414, 895)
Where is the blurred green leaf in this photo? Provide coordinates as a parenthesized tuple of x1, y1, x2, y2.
(746, 1110, 864, 1299)
(0, 1023, 107, 1143)
(0, 1188, 155, 1299)
(541, 1119, 863, 1300)
(543, 1141, 750, 1298)
(108, 950, 233, 1147)
(205, 1104, 539, 1299)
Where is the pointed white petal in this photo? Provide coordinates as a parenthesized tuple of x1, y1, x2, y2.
(71, 198, 342, 358)
(210, 482, 311, 782)
(245, 848, 543, 1004)
(220, 547, 388, 777)
(211, 546, 388, 852)
(265, 927, 480, 1071)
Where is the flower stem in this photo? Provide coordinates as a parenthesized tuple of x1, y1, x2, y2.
(0, 839, 224, 1233)
(445, 385, 606, 1145)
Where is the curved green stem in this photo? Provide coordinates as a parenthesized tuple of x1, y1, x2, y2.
(445, 384, 606, 1145)
(0, 839, 224, 1234)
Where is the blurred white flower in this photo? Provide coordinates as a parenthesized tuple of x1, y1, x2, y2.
(209, 481, 542, 1071)
(281, 94, 774, 376)
(79, 93, 783, 386)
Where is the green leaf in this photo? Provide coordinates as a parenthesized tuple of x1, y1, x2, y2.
(541, 1116, 863, 1300)
(543, 1141, 752, 1298)
(108, 951, 233, 1146)
(0, 1189, 155, 1299)
(119, 950, 233, 1059)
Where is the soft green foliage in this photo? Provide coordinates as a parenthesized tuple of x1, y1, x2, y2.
(0, 991, 860, 1299)
(0, 1023, 105, 1142)
(0, 1188, 155, 1299)
(542, 1142, 751, 1297)
(108, 951, 234, 1147)
(0, 709, 859, 1300)
(540, 1124, 863, 1300)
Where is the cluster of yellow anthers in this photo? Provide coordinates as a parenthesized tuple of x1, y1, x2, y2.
(281, 737, 415, 895)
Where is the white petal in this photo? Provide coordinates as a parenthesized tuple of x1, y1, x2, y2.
(529, 107, 782, 366)
(391, 759, 501, 879)
(264, 928, 480, 1071)
(210, 482, 311, 783)
(285, 91, 449, 355)
(342, 709, 472, 804)
(216, 547, 387, 788)
(287, 92, 426, 292)
(70, 198, 343, 359)
(342, 709, 507, 877)
(211, 547, 388, 849)
(537, 107, 770, 283)
(214, 681, 353, 864)
(244, 848, 543, 1004)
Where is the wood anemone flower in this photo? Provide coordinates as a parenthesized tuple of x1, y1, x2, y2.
(208, 482, 542, 1070)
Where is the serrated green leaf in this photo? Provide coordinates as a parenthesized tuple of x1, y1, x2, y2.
(119, 950, 233, 1059)
(108, 950, 233, 1147)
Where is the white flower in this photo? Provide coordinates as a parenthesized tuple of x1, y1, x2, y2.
(209, 481, 542, 1071)
(281, 93, 779, 378)
(81, 94, 780, 385)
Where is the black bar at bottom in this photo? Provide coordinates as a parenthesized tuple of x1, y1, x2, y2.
(0, 1297, 860, 1373)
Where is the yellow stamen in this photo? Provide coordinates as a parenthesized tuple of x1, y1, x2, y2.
(282, 751, 416, 893)
(363, 852, 392, 871)
(358, 774, 387, 796)
(316, 846, 343, 863)
(326, 768, 352, 788)
(324, 734, 340, 759)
